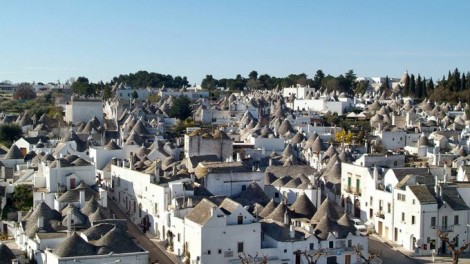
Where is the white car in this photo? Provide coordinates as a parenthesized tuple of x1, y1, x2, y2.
(351, 218, 367, 233)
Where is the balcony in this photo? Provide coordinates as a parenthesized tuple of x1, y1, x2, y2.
(375, 211, 385, 219)
(344, 187, 362, 197)
(437, 225, 454, 232)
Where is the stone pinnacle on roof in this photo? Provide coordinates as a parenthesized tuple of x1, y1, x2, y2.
(4, 144, 24, 159)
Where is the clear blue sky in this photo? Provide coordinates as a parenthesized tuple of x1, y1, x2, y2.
(1, 1, 469, 85)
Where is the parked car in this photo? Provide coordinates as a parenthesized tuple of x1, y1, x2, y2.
(351, 218, 367, 233)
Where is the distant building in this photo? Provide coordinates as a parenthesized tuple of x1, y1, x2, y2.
(64, 98, 103, 124)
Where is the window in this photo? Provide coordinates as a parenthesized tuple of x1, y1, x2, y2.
(412, 199, 415, 205)
(370, 196, 373, 206)
(348, 240, 352, 248)
(309, 243, 314, 250)
(455, 215, 459, 225)
(401, 212, 405, 222)
(329, 241, 334, 248)
(284, 249, 287, 253)
(275, 192, 279, 198)
(412, 216, 415, 225)
(238, 215, 243, 225)
(431, 217, 436, 227)
(241, 185, 246, 191)
(397, 193, 406, 202)
(237, 242, 244, 253)
(208, 250, 211, 255)
(218, 249, 222, 254)
(394, 161, 398, 166)
(387, 203, 391, 214)
(442, 216, 448, 229)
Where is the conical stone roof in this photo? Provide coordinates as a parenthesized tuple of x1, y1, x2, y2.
(290, 193, 316, 219)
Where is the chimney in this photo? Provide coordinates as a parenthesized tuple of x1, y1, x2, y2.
(439, 184, 443, 198)
(373, 165, 379, 183)
(129, 152, 134, 170)
(79, 189, 86, 209)
(37, 216, 44, 230)
(99, 189, 107, 208)
(190, 173, 195, 182)
(283, 207, 290, 225)
(17, 211, 22, 222)
(67, 213, 72, 231)
(210, 206, 216, 216)
(269, 158, 273, 166)
(236, 152, 241, 162)
(155, 172, 161, 184)
(289, 224, 295, 238)
(316, 188, 322, 208)
(172, 165, 177, 176)
(187, 197, 193, 208)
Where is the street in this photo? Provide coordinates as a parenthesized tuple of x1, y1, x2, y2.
(107, 196, 179, 264)
(369, 237, 420, 264)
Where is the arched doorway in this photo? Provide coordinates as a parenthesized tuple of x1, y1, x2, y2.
(346, 197, 353, 215)
(354, 198, 361, 218)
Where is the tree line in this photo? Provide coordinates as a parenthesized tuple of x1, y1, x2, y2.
(111, 70, 189, 89)
(428, 68, 470, 103)
(67, 68, 470, 103)
(201, 70, 358, 95)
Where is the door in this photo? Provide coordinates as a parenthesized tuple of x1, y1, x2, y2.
(345, 255, 351, 264)
(354, 199, 361, 218)
(69, 178, 76, 189)
(378, 221, 383, 237)
(327, 256, 337, 264)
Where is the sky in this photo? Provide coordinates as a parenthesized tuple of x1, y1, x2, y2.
(1, 1, 470, 85)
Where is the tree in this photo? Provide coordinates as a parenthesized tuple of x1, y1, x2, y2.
(354, 245, 381, 264)
(11, 184, 33, 210)
(246, 79, 261, 90)
(201, 75, 217, 91)
(0, 123, 22, 146)
(409, 74, 416, 97)
(355, 80, 369, 95)
(71, 76, 93, 97)
(169, 96, 192, 120)
(102, 85, 112, 100)
(335, 130, 353, 144)
(131, 90, 138, 99)
(248, 70, 258, 80)
(313, 70, 325, 88)
(294, 249, 328, 264)
(238, 252, 267, 264)
(14, 83, 36, 100)
(439, 231, 470, 264)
